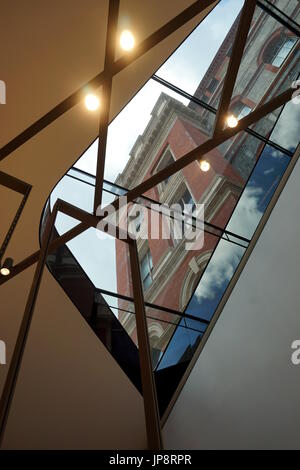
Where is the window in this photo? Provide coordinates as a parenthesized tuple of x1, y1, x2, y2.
(207, 78, 219, 94)
(129, 205, 144, 233)
(178, 188, 196, 213)
(140, 250, 153, 290)
(237, 104, 252, 120)
(156, 149, 175, 189)
(231, 101, 252, 120)
(135, 211, 143, 232)
(171, 187, 196, 245)
(272, 38, 296, 67)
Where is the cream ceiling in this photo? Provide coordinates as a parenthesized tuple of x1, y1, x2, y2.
(0, 0, 217, 261)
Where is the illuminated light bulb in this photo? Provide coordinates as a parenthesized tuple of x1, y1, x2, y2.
(120, 30, 135, 51)
(199, 160, 211, 172)
(85, 93, 100, 111)
(0, 267, 10, 276)
(226, 114, 239, 128)
(0, 257, 13, 276)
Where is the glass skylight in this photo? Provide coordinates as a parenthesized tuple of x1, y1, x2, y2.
(49, 0, 300, 374)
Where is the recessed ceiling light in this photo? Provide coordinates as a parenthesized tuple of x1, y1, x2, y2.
(120, 30, 135, 51)
(85, 93, 100, 111)
(199, 160, 210, 172)
(226, 114, 239, 128)
(0, 257, 13, 276)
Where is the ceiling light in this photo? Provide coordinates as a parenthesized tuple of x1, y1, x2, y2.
(120, 30, 135, 51)
(85, 93, 100, 111)
(226, 114, 239, 128)
(0, 257, 13, 276)
(199, 160, 210, 172)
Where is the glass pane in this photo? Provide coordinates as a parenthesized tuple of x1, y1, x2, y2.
(51, 173, 94, 214)
(101, 292, 205, 369)
(104, 78, 213, 184)
(226, 144, 290, 239)
(230, 3, 299, 137)
(156, 318, 204, 370)
(158, 240, 246, 370)
(136, 129, 266, 229)
(156, 0, 244, 97)
(258, 0, 300, 29)
(68, 167, 96, 186)
(268, 100, 300, 153)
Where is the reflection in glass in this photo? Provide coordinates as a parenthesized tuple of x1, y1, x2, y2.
(47, 0, 298, 401)
(268, 100, 300, 153)
(156, 0, 244, 97)
(227, 144, 290, 239)
(158, 240, 245, 370)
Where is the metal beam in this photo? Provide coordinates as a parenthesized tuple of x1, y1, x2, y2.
(122, 87, 293, 205)
(212, 0, 256, 137)
(0, 196, 164, 450)
(1, 86, 291, 287)
(0, 0, 218, 162)
(0, 172, 32, 264)
(0, 201, 60, 446)
(0, 220, 90, 287)
(128, 240, 163, 450)
(94, 0, 120, 213)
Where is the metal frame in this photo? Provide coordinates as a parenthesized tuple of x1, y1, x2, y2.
(93, 0, 120, 213)
(0, 171, 32, 264)
(0, 198, 163, 449)
(257, 0, 300, 37)
(152, 74, 294, 157)
(0, 0, 298, 450)
(212, 0, 256, 137)
(0, 0, 218, 162)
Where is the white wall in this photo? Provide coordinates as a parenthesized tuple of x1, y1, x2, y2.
(164, 155, 300, 450)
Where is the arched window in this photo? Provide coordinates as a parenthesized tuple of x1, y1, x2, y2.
(155, 147, 175, 191)
(179, 252, 212, 310)
(148, 322, 165, 368)
(272, 37, 297, 67)
(263, 34, 297, 68)
(140, 249, 153, 290)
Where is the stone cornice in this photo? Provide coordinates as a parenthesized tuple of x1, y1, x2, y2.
(115, 92, 211, 189)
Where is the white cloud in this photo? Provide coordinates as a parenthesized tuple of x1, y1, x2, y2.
(194, 240, 244, 303)
(264, 168, 274, 175)
(270, 101, 300, 152)
(227, 186, 263, 239)
(195, 186, 264, 304)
